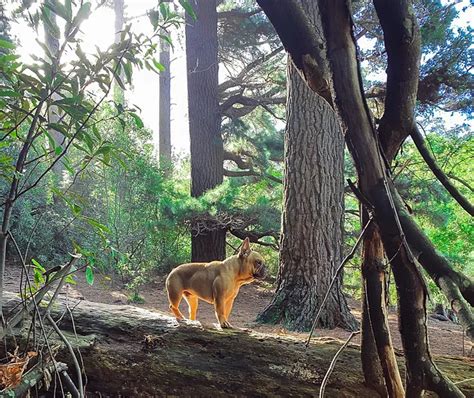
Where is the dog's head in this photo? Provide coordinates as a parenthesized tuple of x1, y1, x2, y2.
(238, 238, 267, 280)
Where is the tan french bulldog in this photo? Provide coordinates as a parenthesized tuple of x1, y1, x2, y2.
(165, 238, 267, 328)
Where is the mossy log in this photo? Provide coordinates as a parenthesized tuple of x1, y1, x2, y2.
(3, 293, 473, 397)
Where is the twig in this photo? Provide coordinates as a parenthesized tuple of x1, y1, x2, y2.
(306, 216, 373, 346)
(45, 313, 84, 397)
(319, 331, 360, 398)
(5, 232, 68, 396)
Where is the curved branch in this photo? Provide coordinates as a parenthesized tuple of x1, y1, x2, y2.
(218, 8, 262, 20)
(391, 186, 474, 306)
(219, 45, 283, 93)
(373, 0, 421, 162)
(220, 94, 286, 113)
(254, 1, 333, 106)
(223, 168, 282, 184)
(229, 228, 279, 250)
(411, 125, 474, 216)
(224, 150, 252, 169)
(447, 173, 474, 193)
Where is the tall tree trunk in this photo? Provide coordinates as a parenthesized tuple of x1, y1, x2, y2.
(158, 22, 172, 173)
(44, 2, 63, 177)
(113, 0, 125, 103)
(186, 0, 225, 262)
(258, 61, 357, 331)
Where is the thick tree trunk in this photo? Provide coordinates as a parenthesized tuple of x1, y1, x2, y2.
(258, 61, 357, 332)
(186, 0, 226, 262)
(3, 294, 472, 397)
(159, 26, 172, 172)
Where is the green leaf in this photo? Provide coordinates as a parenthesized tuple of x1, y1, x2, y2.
(0, 90, 21, 98)
(44, 0, 70, 22)
(72, 2, 92, 28)
(85, 265, 94, 285)
(41, 6, 61, 40)
(159, 3, 169, 20)
(179, 0, 197, 20)
(130, 112, 144, 129)
(152, 59, 165, 72)
(48, 122, 69, 135)
(86, 218, 111, 234)
(0, 39, 15, 50)
(123, 61, 132, 84)
(31, 258, 46, 273)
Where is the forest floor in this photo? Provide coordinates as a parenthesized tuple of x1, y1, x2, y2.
(4, 263, 471, 358)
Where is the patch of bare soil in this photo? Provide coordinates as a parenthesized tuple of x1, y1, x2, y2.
(4, 263, 471, 358)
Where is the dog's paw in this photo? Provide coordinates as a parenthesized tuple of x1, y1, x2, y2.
(220, 321, 234, 329)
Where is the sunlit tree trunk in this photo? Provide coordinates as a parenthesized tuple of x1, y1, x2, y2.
(44, 1, 63, 176)
(186, 0, 225, 262)
(158, 23, 172, 172)
(113, 0, 125, 103)
(258, 61, 357, 331)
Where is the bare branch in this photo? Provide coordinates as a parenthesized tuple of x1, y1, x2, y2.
(319, 331, 361, 398)
(219, 46, 284, 93)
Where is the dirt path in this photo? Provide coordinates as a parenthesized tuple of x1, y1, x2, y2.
(4, 264, 471, 358)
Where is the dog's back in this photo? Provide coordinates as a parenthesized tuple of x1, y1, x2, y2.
(166, 261, 225, 305)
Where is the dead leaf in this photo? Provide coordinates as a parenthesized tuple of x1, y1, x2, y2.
(0, 350, 37, 390)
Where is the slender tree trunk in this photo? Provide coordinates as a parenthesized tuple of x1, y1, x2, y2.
(158, 24, 172, 173)
(113, 0, 125, 103)
(258, 61, 357, 331)
(361, 282, 387, 397)
(362, 219, 404, 397)
(186, 0, 225, 262)
(44, 2, 63, 176)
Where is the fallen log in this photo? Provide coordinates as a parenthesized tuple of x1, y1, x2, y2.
(2, 293, 473, 397)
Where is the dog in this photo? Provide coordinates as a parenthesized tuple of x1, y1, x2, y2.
(165, 238, 267, 328)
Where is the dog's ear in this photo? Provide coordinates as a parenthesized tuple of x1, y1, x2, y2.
(239, 237, 251, 258)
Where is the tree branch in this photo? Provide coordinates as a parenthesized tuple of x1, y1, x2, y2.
(219, 46, 284, 93)
(411, 125, 474, 216)
(218, 8, 262, 20)
(254, 1, 333, 106)
(229, 228, 279, 250)
(220, 93, 286, 113)
(223, 167, 282, 184)
(373, 0, 421, 162)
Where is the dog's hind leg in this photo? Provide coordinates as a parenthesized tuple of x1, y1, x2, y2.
(166, 284, 185, 320)
(183, 293, 198, 320)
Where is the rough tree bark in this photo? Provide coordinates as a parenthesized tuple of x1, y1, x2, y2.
(3, 294, 472, 397)
(186, 0, 226, 262)
(159, 0, 172, 172)
(258, 60, 357, 332)
(257, 0, 468, 396)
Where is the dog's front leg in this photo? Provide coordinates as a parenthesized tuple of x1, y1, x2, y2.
(213, 279, 233, 328)
(214, 296, 232, 328)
